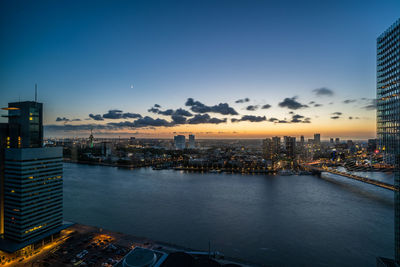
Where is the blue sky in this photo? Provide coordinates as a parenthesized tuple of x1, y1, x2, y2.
(0, 0, 399, 138)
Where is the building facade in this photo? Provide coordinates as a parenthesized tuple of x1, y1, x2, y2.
(3, 148, 63, 242)
(174, 135, 186, 150)
(376, 18, 400, 263)
(188, 134, 195, 149)
(0, 100, 66, 253)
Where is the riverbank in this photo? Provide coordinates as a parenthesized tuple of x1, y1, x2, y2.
(11, 223, 260, 267)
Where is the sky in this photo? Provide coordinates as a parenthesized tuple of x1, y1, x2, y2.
(0, 0, 399, 139)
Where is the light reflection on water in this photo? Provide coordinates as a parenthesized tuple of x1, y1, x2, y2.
(63, 163, 394, 266)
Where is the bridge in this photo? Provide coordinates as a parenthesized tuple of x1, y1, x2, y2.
(301, 163, 398, 191)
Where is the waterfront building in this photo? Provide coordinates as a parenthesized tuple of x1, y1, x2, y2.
(0, 100, 68, 253)
(368, 139, 378, 153)
(174, 135, 186, 150)
(376, 18, 400, 265)
(314, 133, 321, 145)
(188, 134, 195, 149)
(284, 136, 296, 158)
(300, 135, 305, 147)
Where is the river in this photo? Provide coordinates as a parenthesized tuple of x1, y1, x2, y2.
(63, 163, 394, 266)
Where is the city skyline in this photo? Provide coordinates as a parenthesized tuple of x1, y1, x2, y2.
(1, 1, 399, 139)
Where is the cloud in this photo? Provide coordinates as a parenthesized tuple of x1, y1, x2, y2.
(148, 107, 193, 117)
(261, 104, 271, 109)
(171, 114, 187, 124)
(268, 117, 278, 122)
(187, 114, 227, 124)
(313, 87, 334, 96)
(185, 98, 238, 115)
(348, 116, 360, 120)
(278, 97, 308, 110)
(154, 104, 161, 108)
(291, 114, 304, 123)
(131, 116, 171, 127)
(246, 105, 259, 111)
(56, 117, 69, 122)
(89, 114, 104, 121)
(290, 114, 311, 123)
(103, 109, 142, 119)
(71, 118, 81, 121)
(231, 115, 267, 123)
(108, 116, 171, 128)
(332, 112, 342, 116)
(174, 108, 193, 117)
(235, 98, 250, 103)
(314, 103, 322, 107)
(343, 99, 356, 104)
(309, 101, 315, 105)
(362, 99, 377, 110)
(276, 120, 288, 123)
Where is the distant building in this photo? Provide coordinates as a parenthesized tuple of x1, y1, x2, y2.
(335, 137, 340, 144)
(284, 136, 296, 158)
(188, 134, 195, 149)
(314, 133, 321, 145)
(88, 129, 94, 148)
(262, 137, 281, 160)
(330, 138, 334, 144)
(367, 139, 377, 153)
(174, 135, 186, 150)
(102, 141, 112, 157)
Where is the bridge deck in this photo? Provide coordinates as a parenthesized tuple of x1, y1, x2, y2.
(302, 164, 398, 191)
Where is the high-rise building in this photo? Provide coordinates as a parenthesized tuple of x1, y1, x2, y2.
(335, 137, 340, 144)
(314, 133, 321, 145)
(3, 147, 63, 243)
(0, 100, 67, 253)
(263, 137, 281, 161)
(174, 135, 186, 150)
(284, 136, 296, 158)
(376, 18, 400, 265)
(188, 134, 195, 149)
(4, 101, 43, 148)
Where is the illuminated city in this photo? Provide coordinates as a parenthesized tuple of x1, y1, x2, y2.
(0, 1, 399, 266)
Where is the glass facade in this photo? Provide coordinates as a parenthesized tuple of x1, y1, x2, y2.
(376, 18, 400, 262)
(3, 148, 63, 242)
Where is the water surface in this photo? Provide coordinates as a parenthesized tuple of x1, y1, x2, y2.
(63, 163, 394, 266)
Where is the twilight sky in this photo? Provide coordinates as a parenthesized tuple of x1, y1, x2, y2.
(0, 0, 399, 139)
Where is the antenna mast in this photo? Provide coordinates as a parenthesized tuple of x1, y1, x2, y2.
(35, 84, 37, 102)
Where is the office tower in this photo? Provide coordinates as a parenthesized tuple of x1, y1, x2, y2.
(263, 137, 281, 161)
(284, 136, 296, 158)
(3, 147, 63, 243)
(174, 135, 186, 150)
(5, 101, 43, 148)
(188, 134, 195, 149)
(330, 138, 334, 144)
(262, 139, 273, 160)
(272, 137, 281, 157)
(314, 133, 321, 145)
(376, 18, 400, 265)
(367, 139, 378, 153)
(335, 138, 340, 144)
(0, 100, 66, 253)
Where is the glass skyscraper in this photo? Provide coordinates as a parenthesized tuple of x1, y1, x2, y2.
(0, 100, 67, 253)
(376, 18, 400, 263)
